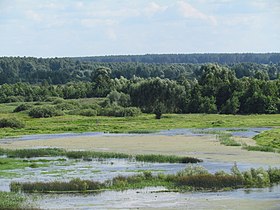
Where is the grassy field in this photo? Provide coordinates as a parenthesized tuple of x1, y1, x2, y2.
(0, 100, 279, 149)
(253, 128, 280, 149)
(0, 101, 280, 136)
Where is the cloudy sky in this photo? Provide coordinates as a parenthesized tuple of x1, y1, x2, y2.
(0, 0, 279, 57)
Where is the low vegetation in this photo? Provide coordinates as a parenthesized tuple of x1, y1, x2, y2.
(0, 148, 202, 164)
(0, 191, 28, 209)
(28, 106, 64, 118)
(0, 118, 25, 128)
(253, 128, 280, 149)
(10, 165, 280, 193)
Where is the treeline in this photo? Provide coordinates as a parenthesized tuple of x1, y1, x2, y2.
(76, 53, 280, 64)
(0, 56, 279, 85)
(1, 64, 279, 115)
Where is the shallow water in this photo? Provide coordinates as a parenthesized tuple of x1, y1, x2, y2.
(0, 157, 278, 191)
(1, 128, 278, 209)
(34, 185, 280, 210)
(1, 127, 271, 142)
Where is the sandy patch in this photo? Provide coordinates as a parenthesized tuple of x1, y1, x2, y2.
(1, 134, 279, 165)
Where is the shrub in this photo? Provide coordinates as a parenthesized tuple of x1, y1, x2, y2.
(78, 109, 97, 117)
(0, 118, 25, 128)
(11, 178, 104, 193)
(4, 96, 25, 103)
(13, 103, 33, 112)
(176, 174, 243, 189)
(267, 167, 280, 183)
(55, 102, 77, 111)
(100, 105, 141, 117)
(123, 107, 141, 117)
(28, 106, 63, 118)
(177, 165, 209, 177)
(44, 97, 64, 103)
(52, 98, 65, 104)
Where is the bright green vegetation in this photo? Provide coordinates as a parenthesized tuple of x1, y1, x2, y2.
(10, 165, 280, 193)
(0, 191, 29, 210)
(0, 148, 202, 164)
(193, 130, 241, 147)
(253, 128, 280, 149)
(0, 158, 48, 170)
(242, 145, 277, 153)
(0, 100, 279, 138)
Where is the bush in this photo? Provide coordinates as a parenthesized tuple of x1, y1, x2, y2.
(100, 105, 141, 117)
(44, 97, 64, 103)
(3, 96, 25, 103)
(55, 102, 77, 111)
(13, 103, 33, 112)
(78, 109, 97, 117)
(177, 174, 243, 189)
(28, 106, 63, 118)
(52, 98, 65, 104)
(267, 167, 280, 183)
(0, 118, 25, 128)
(177, 165, 209, 177)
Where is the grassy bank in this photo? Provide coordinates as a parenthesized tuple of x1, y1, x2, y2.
(0, 148, 202, 164)
(0, 191, 30, 210)
(10, 165, 280, 193)
(0, 101, 280, 139)
(253, 128, 280, 149)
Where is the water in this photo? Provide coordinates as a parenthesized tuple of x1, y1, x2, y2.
(35, 185, 280, 209)
(1, 127, 271, 143)
(0, 157, 268, 192)
(1, 127, 279, 209)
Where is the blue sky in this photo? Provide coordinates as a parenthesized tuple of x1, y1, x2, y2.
(0, 0, 279, 57)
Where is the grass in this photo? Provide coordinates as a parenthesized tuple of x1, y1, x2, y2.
(242, 145, 277, 153)
(0, 158, 48, 170)
(135, 154, 202, 163)
(0, 191, 29, 209)
(217, 133, 241, 146)
(253, 128, 280, 149)
(0, 101, 279, 139)
(10, 166, 280, 193)
(0, 148, 202, 164)
(194, 130, 241, 147)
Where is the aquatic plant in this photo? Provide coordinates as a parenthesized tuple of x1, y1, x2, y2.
(1, 148, 201, 164)
(135, 154, 202, 163)
(243, 145, 276, 153)
(176, 174, 243, 189)
(11, 166, 280, 193)
(0, 191, 27, 209)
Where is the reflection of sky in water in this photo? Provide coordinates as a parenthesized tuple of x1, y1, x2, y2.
(35, 185, 280, 209)
(1, 127, 272, 142)
(0, 157, 277, 192)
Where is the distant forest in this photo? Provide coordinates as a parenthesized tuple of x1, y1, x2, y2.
(0, 53, 280, 85)
(0, 54, 279, 115)
(76, 53, 280, 64)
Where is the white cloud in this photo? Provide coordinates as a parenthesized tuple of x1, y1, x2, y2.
(144, 2, 168, 16)
(177, 1, 217, 25)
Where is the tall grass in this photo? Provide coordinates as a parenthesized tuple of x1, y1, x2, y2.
(0, 192, 28, 209)
(242, 145, 277, 153)
(11, 166, 280, 193)
(135, 154, 202, 163)
(0, 148, 201, 163)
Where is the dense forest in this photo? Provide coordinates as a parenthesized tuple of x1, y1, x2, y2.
(76, 53, 280, 64)
(0, 55, 280, 85)
(0, 58, 279, 115)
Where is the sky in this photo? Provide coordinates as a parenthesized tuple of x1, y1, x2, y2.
(0, 0, 279, 57)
